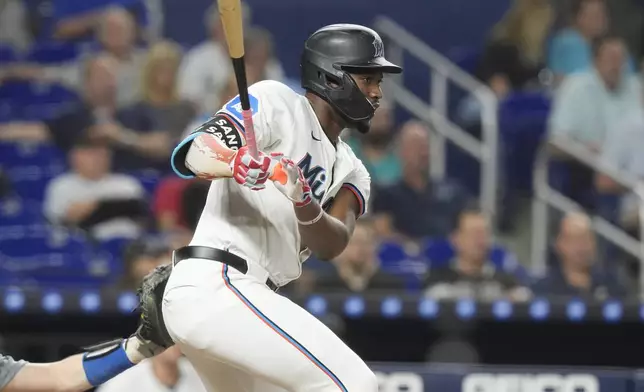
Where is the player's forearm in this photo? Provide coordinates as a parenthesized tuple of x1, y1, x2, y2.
(5, 355, 89, 392)
(295, 202, 349, 261)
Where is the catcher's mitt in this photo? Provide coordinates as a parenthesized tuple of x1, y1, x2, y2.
(135, 263, 175, 349)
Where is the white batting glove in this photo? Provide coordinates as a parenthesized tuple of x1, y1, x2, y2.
(230, 146, 279, 190)
(270, 155, 313, 207)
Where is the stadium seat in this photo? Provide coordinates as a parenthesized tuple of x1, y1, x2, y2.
(422, 237, 528, 282)
(377, 241, 428, 276)
(0, 45, 17, 63)
(26, 42, 80, 64)
(0, 226, 110, 285)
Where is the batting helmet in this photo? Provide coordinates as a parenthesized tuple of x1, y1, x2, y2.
(300, 24, 402, 133)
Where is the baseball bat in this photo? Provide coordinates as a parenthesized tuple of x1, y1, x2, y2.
(217, 0, 259, 160)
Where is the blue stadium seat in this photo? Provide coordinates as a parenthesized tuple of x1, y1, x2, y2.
(423, 238, 528, 282)
(377, 241, 428, 276)
(0, 142, 66, 167)
(0, 226, 110, 285)
(129, 169, 162, 196)
(0, 45, 17, 63)
(26, 42, 80, 64)
(0, 198, 46, 226)
(8, 164, 66, 201)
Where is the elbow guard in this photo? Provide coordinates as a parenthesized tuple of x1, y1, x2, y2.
(171, 112, 245, 179)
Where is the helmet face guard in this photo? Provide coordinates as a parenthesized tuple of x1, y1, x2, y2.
(300, 24, 402, 133)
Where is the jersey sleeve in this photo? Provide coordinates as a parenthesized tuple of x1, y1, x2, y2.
(0, 354, 27, 390)
(170, 80, 293, 179)
(341, 160, 371, 217)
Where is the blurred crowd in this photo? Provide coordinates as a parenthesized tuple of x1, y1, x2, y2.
(0, 0, 643, 318)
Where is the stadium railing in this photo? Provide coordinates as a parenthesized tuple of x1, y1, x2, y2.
(531, 136, 644, 290)
(373, 16, 499, 223)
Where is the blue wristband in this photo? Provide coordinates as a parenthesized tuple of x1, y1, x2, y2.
(82, 340, 135, 386)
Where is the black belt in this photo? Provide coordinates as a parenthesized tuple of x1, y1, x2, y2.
(172, 246, 280, 292)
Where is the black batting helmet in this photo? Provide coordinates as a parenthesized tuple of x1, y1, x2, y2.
(300, 24, 402, 133)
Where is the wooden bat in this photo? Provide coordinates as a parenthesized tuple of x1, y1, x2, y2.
(217, 0, 259, 160)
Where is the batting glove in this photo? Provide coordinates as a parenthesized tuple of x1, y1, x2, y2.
(270, 155, 312, 207)
(230, 146, 278, 190)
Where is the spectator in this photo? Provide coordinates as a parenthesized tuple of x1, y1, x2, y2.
(345, 102, 402, 186)
(372, 121, 473, 242)
(313, 218, 406, 293)
(5, 7, 146, 107)
(97, 339, 205, 392)
(423, 208, 530, 301)
(180, 26, 286, 137)
(120, 236, 172, 290)
(0, 53, 119, 147)
(43, 136, 148, 241)
(120, 40, 196, 144)
(89, 6, 147, 107)
(152, 176, 192, 231)
(547, 0, 635, 82)
(244, 26, 285, 85)
(549, 34, 642, 151)
(0, 53, 173, 172)
(458, 0, 554, 127)
(0, 0, 31, 51)
(532, 212, 629, 299)
(479, 0, 554, 92)
(595, 106, 644, 230)
(178, 2, 251, 113)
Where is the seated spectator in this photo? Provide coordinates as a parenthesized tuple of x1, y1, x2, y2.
(547, 34, 642, 206)
(596, 107, 644, 230)
(43, 136, 147, 241)
(0, 53, 173, 172)
(548, 0, 635, 83)
(120, 40, 196, 145)
(313, 218, 406, 293)
(97, 343, 205, 392)
(532, 212, 629, 299)
(0, 53, 119, 147)
(6, 7, 146, 107)
(178, 2, 252, 113)
(423, 208, 531, 301)
(0, 0, 31, 51)
(119, 236, 172, 290)
(345, 102, 402, 186)
(243, 26, 285, 84)
(153, 176, 191, 231)
(372, 121, 473, 242)
(181, 26, 285, 137)
(549, 34, 640, 151)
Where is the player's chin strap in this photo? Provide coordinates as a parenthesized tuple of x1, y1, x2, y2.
(81, 335, 163, 386)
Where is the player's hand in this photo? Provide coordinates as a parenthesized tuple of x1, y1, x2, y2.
(230, 146, 277, 190)
(270, 156, 312, 207)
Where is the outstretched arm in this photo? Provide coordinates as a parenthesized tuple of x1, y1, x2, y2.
(3, 336, 155, 392)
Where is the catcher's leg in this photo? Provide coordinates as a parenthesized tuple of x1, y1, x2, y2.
(162, 258, 377, 392)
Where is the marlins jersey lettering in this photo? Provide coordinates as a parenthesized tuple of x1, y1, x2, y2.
(171, 80, 370, 286)
(0, 355, 26, 391)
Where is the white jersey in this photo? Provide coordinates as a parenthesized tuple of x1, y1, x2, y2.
(171, 80, 370, 286)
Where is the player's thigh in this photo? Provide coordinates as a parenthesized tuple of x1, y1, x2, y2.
(180, 345, 254, 392)
(217, 270, 378, 392)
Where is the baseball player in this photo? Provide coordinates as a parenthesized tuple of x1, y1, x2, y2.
(164, 24, 402, 391)
(0, 264, 175, 392)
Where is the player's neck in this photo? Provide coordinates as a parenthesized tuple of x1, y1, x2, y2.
(305, 92, 344, 142)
